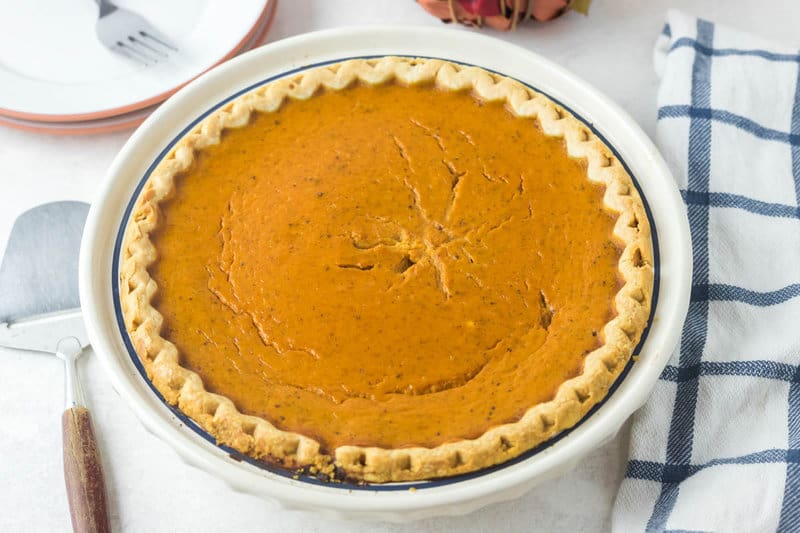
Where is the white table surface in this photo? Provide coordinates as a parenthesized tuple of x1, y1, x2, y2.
(1, 2, 798, 532)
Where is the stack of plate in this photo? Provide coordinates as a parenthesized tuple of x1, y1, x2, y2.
(0, 0, 276, 135)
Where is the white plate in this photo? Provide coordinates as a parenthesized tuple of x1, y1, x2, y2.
(80, 27, 692, 521)
(0, 0, 271, 121)
(0, 1, 277, 135)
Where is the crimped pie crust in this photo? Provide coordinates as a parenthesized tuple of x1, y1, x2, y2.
(119, 57, 653, 483)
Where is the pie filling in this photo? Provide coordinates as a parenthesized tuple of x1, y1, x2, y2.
(150, 82, 622, 452)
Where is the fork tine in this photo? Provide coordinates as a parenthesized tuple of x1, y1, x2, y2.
(115, 40, 155, 66)
(139, 31, 178, 52)
(128, 35, 168, 59)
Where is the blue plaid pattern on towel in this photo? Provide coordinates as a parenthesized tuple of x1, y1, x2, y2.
(612, 11, 800, 532)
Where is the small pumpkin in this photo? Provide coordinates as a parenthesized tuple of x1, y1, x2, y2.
(417, 0, 591, 31)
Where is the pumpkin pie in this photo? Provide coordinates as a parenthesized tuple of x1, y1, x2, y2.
(119, 57, 653, 482)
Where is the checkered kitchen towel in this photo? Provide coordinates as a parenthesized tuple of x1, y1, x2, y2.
(611, 10, 800, 533)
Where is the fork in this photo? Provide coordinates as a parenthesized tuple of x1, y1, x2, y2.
(94, 0, 178, 65)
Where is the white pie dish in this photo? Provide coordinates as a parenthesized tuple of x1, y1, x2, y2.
(79, 26, 691, 521)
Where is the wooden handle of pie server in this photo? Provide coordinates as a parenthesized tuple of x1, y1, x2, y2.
(62, 406, 111, 533)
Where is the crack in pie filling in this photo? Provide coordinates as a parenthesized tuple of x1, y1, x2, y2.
(120, 57, 653, 482)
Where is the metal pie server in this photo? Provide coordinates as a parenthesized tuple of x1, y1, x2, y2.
(0, 202, 110, 533)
